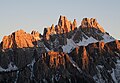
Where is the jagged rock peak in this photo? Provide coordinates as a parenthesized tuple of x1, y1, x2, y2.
(80, 18, 105, 32)
(31, 30, 39, 35)
(1, 29, 40, 49)
(43, 15, 77, 40)
(58, 15, 77, 32)
(31, 30, 41, 41)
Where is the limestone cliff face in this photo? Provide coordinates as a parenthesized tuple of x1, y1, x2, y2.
(31, 30, 41, 41)
(80, 18, 105, 33)
(43, 16, 77, 40)
(1, 29, 40, 49)
(58, 15, 76, 33)
(0, 16, 119, 83)
(0, 16, 115, 50)
(0, 41, 119, 83)
(82, 47, 89, 70)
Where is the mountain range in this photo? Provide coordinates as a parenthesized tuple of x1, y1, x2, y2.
(0, 16, 119, 83)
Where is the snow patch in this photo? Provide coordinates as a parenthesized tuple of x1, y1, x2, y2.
(77, 37, 98, 46)
(27, 59, 36, 80)
(69, 57, 82, 73)
(102, 33, 115, 43)
(14, 71, 19, 83)
(97, 65, 104, 69)
(93, 75, 105, 83)
(114, 59, 120, 83)
(62, 37, 98, 53)
(44, 45, 50, 51)
(62, 39, 77, 53)
(55, 73, 61, 81)
(111, 68, 118, 83)
(93, 66, 105, 83)
(0, 62, 18, 72)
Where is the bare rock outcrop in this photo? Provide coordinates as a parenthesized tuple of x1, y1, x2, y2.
(82, 46, 89, 70)
(43, 16, 77, 40)
(58, 15, 71, 33)
(80, 18, 105, 32)
(48, 51, 65, 68)
(31, 30, 41, 41)
(1, 29, 40, 49)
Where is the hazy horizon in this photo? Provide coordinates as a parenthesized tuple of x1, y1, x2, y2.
(0, 0, 120, 41)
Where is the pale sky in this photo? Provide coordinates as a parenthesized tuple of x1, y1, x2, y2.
(0, 0, 120, 41)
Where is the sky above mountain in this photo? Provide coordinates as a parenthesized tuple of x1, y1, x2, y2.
(0, 0, 120, 41)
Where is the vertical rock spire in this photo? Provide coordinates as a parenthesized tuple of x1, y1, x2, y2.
(82, 46, 89, 70)
(43, 15, 78, 40)
(58, 15, 71, 33)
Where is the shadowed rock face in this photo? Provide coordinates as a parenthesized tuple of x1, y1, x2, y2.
(69, 41, 120, 83)
(0, 41, 119, 83)
(0, 16, 119, 83)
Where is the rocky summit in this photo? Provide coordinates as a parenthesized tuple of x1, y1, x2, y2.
(0, 16, 119, 83)
(1, 29, 41, 49)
